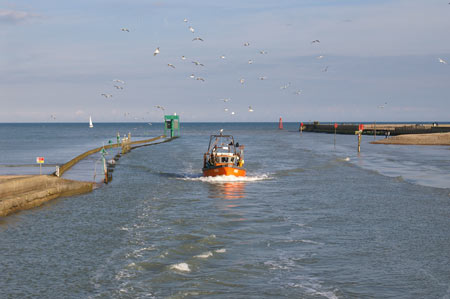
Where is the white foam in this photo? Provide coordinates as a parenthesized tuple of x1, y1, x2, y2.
(170, 262, 191, 272)
(179, 174, 270, 183)
(214, 248, 226, 253)
(194, 251, 213, 258)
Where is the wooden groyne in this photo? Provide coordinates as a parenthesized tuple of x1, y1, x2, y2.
(300, 123, 450, 136)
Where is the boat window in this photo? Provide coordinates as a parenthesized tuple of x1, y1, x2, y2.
(215, 157, 220, 163)
(222, 157, 228, 163)
(230, 157, 234, 163)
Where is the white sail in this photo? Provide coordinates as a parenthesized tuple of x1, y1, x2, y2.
(89, 116, 93, 128)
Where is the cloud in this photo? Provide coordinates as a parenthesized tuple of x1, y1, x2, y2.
(0, 9, 40, 24)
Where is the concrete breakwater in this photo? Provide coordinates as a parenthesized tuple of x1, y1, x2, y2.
(0, 135, 171, 216)
(300, 123, 450, 136)
(0, 175, 93, 217)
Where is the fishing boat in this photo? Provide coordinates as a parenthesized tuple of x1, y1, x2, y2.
(89, 116, 94, 128)
(202, 130, 246, 177)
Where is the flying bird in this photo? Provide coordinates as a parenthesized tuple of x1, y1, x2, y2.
(248, 106, 254, 112)
(189, 26, 195, 33)
(196, 77, 205, 81)
(155, 105, 165, 111)
(259, 76, 267, 80)
(224, 108, 229, 112)
(259, 50, 267, 54)
(189, 74, 195, 79)
(438, 58, 447, 64)
(294, 90, 302, 95)
(101, 93, 113, 98)
(280, 83, 291, 90)
(322, 66, 329, 72)
(220, 55, 226, 59)
(153, 47, 160, 56)
(240, 78, 245, 84)
(192, 37, 204, 41)
(167, 63, 176, 68)
(248, 59, 253, 64)
(243, 42, 250, 46)
(181, 56, 186, 60)
(220, 98, 230, 102)
(311, 40, 320, 44)
(183, 18, 188, 23)
(316, 55, 324, 59)
(192, 61, 204, 66)
(231, 111, 235, 115)
(113, 85, 124, 90)
(112, 79, 125, 84)
(121, 28, 130, 32)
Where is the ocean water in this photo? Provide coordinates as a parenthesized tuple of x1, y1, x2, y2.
(1, 122, 449, 298)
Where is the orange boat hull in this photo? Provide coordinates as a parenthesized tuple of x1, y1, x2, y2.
(202, 166, 246, 177)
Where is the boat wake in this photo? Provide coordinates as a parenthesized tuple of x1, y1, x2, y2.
(179, 174, 270, 183)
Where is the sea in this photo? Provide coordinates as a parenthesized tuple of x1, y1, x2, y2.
(1, 122, 449, 299)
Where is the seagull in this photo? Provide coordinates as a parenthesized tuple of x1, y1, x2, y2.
(240, 78, 245, 84)
(243, 42, 250, 46)
(259, 76, 267, 80)
(189, 26, 195, 33)
(155, 105, 165, 111)
(280, 83, 291, 90)
(113, 85, 124, 90)
(50, 114, 56, 120)
(219, 129, 224, 134)
(294, 90, 302, 95)
(311, 40, 320, 44)
(224, 108, 229, 112)
(248, 106, 254, 112)
(438, 58, 447, 64)
(183, 18, 188, 23)
(248, 59, 253, 64)
(112, 79, 125, 84)
(322, 66, 329, 72)
(101, 93, 113, 98)
(167, 63, 176, 68)
(189, 74, 195, 79)
(220, 98, 230, 102)
(231, 111, 235, 115)
(192, 61, 204, 66)
(220, 55, 226, 59)
(121, 28, 130, 32)
(196, 77, 205, 81)
(181, 56, 186, 60)
(192, 37, 204, 41)
(153, 47, 160, 56)
(316, 55, 324, 59)
(259, 50, 267, 54)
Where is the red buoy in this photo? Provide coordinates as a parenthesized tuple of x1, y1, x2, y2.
(279, 117, 283, 129)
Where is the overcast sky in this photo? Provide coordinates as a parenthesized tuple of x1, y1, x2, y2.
(1, 0, 449, 122)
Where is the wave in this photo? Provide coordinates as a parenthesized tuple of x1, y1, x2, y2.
(178, 174, 270, 183)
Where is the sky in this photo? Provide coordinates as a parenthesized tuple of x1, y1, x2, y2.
(1, 0, 449, 122)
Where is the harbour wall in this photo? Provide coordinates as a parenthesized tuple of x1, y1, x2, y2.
(1, 135, 171, 216)
(300, 123, 450, 136)
(0, 175, 93, 217)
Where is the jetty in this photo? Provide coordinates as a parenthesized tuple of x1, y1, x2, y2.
(300, 122, 450, 136)
(0, 115, 181, 217)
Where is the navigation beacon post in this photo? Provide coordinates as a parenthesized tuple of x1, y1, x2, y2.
(164, 114, 180, 138)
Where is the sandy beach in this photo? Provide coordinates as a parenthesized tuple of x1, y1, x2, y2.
(371, 132, 450, 145)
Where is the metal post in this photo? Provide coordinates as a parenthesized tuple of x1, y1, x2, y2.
(358, 132, 361, 153)
(334, 126, 336, 149)
(40, 164, 42, 175)
(374, 121, 376, 139)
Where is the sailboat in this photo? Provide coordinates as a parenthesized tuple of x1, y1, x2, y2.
(89, 116, 94, 128)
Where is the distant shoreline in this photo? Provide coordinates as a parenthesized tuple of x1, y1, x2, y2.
(371, 132, 450, 146)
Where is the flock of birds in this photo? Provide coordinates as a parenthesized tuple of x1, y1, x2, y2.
(49, 15, 448, 122)
(94, 18, 331, 120)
